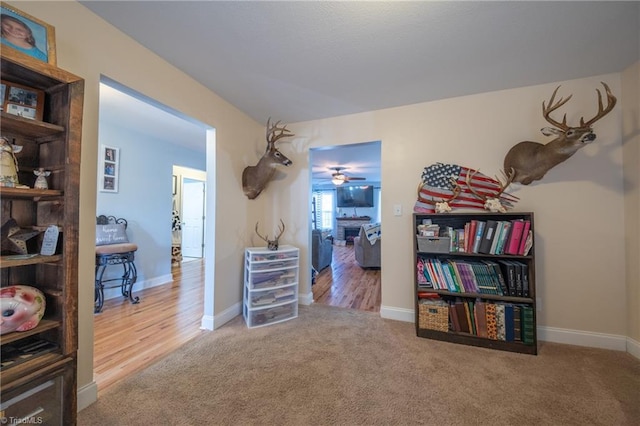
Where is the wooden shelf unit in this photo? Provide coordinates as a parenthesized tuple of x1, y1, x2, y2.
(413, 212, 537, 355)
(1, 48, 84, 424)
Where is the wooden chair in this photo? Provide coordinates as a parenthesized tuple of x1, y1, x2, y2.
(95, 215, 139, 313)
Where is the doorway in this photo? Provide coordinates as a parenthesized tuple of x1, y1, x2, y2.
(309, 141, 382, 312)
(182, 177, 206, 260)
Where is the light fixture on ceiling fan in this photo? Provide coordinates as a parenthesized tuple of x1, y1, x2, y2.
(329, 167, 366, 186)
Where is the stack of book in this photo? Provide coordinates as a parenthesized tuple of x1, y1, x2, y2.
(441, 218, 533, 255)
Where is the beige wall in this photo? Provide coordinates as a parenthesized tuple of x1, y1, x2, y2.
(11, 0, 638, 410)
(11, 1, 264, 399)
(289, 75, 627, 338)
(622, 61, 640, 345)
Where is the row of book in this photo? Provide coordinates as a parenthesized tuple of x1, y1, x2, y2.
(417, 257, 530, 298)
(438, 219, 532, 255)
(419, 297, 534, 344)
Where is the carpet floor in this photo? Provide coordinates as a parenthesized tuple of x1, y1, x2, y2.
(79, 304, 640, 425)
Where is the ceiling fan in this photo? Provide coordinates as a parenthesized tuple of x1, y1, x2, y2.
(328, 167, 366, 185)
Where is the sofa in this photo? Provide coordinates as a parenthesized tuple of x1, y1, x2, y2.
(354, 224, 381, 268)
(312, 229, 333, 272)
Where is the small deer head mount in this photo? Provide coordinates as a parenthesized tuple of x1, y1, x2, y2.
(242, 118, 294, 200)
(504, 82, 617, 185)
(255, 219, 285, 251)
(465, 169, 515, 213)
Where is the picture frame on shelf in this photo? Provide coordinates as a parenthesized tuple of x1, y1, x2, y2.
(99, 145, 119, 193)
(1, 79, 44, 121)
(1, 2, 56, 65)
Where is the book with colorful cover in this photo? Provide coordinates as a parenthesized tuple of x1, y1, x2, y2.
(495, 303, 506, 341)
(505, 219, 525, 255)
(485, 303, 498, 340)
(495, 221, 512, 255)
(517, 220, 531, 255)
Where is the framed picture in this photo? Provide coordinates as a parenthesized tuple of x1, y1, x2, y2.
(1, 2, 56, 65)
(1, 79, 44, 120)
(99, 145, 119, 193)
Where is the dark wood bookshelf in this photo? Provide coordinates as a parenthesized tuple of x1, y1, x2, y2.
(413, 212, 537, 355)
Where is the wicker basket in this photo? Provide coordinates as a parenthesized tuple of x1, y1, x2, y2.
(419, 300, 449, 332)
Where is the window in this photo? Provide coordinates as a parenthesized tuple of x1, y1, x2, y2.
(313, 190, 334, 230)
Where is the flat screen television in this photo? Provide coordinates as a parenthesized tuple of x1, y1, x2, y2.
(336, 185, 374, 208)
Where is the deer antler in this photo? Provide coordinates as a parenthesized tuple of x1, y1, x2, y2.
(580, 82, 617, 127)
(465, 169, 515, 213)
(255, 222, 269, 243)
(266, 118, 294, 146)
(416, 179, 462, 213)
(275, 219, 286, 239)
(542, 86, 572, 130)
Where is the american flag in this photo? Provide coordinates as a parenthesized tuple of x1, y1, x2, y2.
(414, 163, 518, 213)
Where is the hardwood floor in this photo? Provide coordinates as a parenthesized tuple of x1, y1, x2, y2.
(95, 246, 379, 395)
(312, 244, 381, 312)
(93, 259, 205, 395)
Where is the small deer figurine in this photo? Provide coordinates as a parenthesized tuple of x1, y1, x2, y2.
(242, 118, 294, 199)
(255, 219, 286, 250)
(504, 82, 617, 185)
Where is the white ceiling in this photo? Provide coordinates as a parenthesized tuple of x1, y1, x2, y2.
(87, 1, 639, 183)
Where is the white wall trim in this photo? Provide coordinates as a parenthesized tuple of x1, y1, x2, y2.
(537, 326, 628, 351)
(77, 381, 98, 412)
(626, 336, 640, 360)
(102, 273, 172, 301)
(380, 305, 414, 323)
(299, 291, 314, 305)
(200, 302, 242, 330)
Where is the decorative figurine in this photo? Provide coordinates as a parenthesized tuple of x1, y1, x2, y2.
(0, 136, 23, 187)
(33, 167, 51, 189)
(1, 218, 41, 255)
(0, 285, 46, 335)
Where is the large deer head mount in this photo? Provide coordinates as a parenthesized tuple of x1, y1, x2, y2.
(242, 118, 294, 199)
(504, 82, 617, 185)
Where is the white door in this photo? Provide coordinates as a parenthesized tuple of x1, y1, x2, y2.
(182, 179, 205, 258)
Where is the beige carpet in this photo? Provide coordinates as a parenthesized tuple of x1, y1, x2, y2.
(79, 304, 640, 425)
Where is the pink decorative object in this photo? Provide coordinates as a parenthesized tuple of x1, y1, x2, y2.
(0, 285, 46, 334)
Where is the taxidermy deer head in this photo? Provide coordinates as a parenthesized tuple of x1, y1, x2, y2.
(242, 118, 294, 199)
(503, 82, 617, 185)
(255, 219, 285, 250)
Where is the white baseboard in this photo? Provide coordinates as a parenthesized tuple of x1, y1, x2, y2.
(77, 381, 98, 412)
(299, 291, 313, 305)
(200, 302, 242, 330)
(627, 337, 640, 360)
(380, 305, 414, 323)
(538, 326, 628, 351)
(102, 273, 172, 301)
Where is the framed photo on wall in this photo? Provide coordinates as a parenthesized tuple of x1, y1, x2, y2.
(99, 145, 119, 193)
(1, 79, 45, 120)
(1, 2, 56, 65)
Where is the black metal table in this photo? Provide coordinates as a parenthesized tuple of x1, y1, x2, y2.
(94, 250, 139, 313)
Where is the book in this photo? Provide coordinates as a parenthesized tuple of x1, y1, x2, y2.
(485, 303, 498, 340)
(477, 220, 498, 254)
(495, 303, 506, 341)
(474, 300, 488, 338)
(521, 305, 535, 345)
(454, 300, 470, 333)
(471, 221, 486, 253)
(504, 304, 515, 342)
(512, 261, 523, 297)
(467, 220, 477, 252)
(495, 221, 511, 255)
(482, 260, 507, 296)
(449, 304, 461, 332)
(498, 260, 516, 296)
(504, 219, 525, 255)
(513, 305, 522, 341)
(521, 230, 534, 256)
(518, 261, 530, 297)
(489, 221, 504, 254)
(517, 220, 531, 255)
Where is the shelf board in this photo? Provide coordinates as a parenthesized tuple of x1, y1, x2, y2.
(0, 353, 68, 393)
(0, 187, 63, 199)
(418, 289, 533, 303)
(417, 328, 537, 355)
(1, 254, 63, 268)
(0, 112, 65, 139)
(0, 319, 61, 345)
